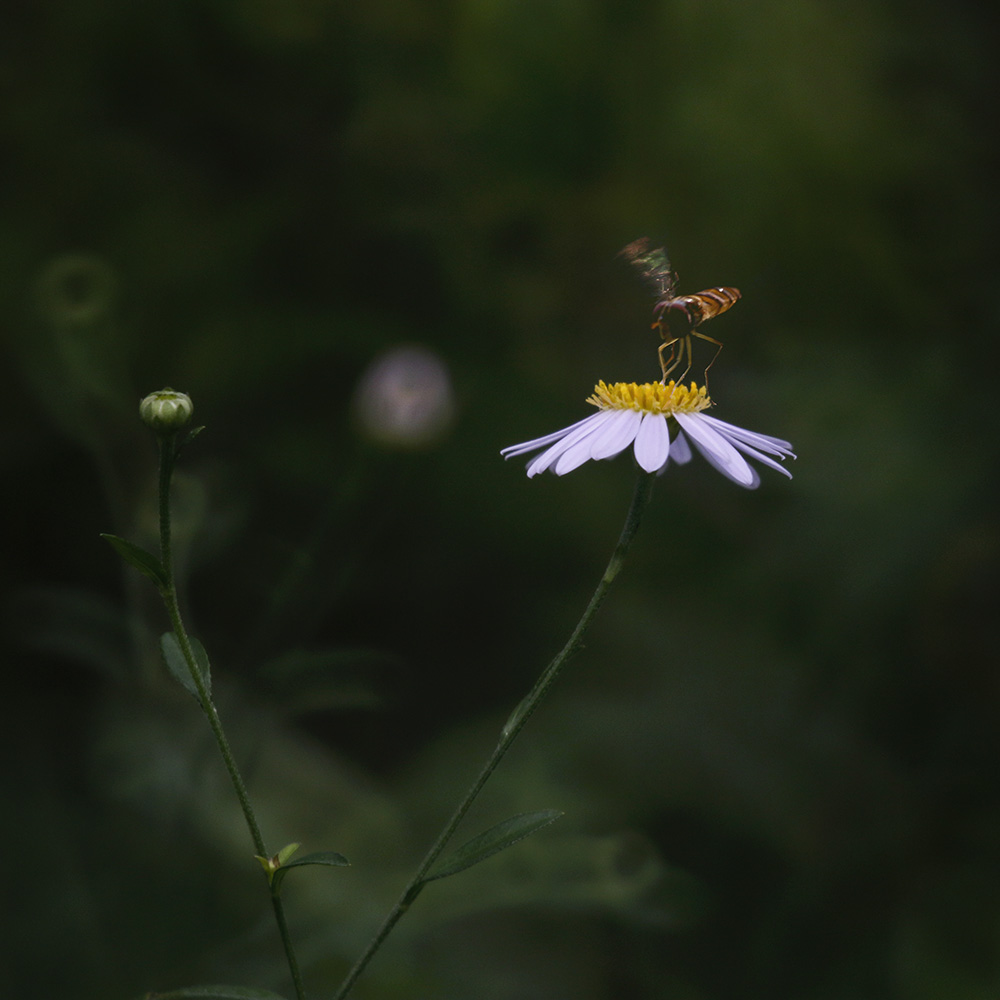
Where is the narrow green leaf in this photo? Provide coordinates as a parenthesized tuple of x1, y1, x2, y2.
(271, 850, 350, 894)
(280, 849, 350, 870)
(160, 632, 212, 698)
(100, 533, 167, 589)
(424, 810, 563, 884)
(142, 987, 288, 1000)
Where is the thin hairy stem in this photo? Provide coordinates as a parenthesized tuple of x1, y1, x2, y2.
(332, 471, 656, 1000)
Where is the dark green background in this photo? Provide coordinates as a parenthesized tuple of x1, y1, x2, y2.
(3, 1, 997, 997)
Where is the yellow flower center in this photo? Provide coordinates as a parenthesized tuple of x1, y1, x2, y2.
(586, 380, 712, 414)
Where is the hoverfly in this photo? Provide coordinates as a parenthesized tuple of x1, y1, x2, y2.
(620, 237, 740, 384)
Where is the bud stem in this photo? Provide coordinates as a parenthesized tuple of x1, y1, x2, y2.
(155, 435, 307, 1000)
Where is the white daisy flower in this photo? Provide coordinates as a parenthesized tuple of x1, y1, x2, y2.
(501, 380, 795, 489)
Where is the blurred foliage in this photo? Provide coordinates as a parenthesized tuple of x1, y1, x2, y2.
(1, 0, 998, 998)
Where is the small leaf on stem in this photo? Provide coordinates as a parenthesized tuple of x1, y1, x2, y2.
(177, 424, 206, 453)
(100, 534, 167, 590)
(424, 810, 563, 884)
(271, 850, 351, 894)
(160, 631, 212, 698)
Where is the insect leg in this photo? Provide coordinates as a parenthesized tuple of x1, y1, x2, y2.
(692, 329, 724, 388)
(671, 334, 700, 384)
(657, 336, 681, 382)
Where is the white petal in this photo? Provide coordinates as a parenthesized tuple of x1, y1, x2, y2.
(500, 413, 600, 458)
(589, 409, 642, 460)
(525, 442, 568, 478)
(524, 412, 610, 477)
(695, 413, 795, 458)
(675, 412, 756, 487)
(633, 413, 671, 473)
(552, 411, 621, 474)
(667, 429, 692, 466)
(729, 438, 793, 479)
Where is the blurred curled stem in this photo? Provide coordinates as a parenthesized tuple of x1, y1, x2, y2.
(332, 471, 656, 1000)
(155, 434, 307, 1000)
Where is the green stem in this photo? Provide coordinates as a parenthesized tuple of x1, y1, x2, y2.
(156, 435, 307, 1000)
(332, 471, 656, 1000)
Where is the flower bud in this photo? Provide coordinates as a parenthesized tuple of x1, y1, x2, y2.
(140, 388, 194, 433)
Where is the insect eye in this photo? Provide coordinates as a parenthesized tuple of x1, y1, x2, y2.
(662, 302, 695, 333)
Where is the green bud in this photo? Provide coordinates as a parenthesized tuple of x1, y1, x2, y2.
(277, 842, 300, 865)
(139, 388, 194, 433)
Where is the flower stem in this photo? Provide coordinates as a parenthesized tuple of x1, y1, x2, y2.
(332, 471, 656, 1000)
(156, 435, 307, 1000)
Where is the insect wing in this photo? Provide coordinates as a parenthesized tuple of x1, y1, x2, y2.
(619, 238, 676, 298)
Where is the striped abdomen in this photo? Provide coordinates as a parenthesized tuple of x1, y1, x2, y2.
(655, 286, 741, 338)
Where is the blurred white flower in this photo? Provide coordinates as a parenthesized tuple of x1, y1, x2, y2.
(501, 380, 794, 489)
(353, 346, 455, 447)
